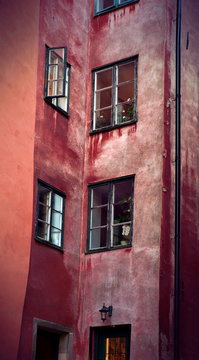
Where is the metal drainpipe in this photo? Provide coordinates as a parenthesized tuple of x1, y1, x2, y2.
(174, 0, 181, 359)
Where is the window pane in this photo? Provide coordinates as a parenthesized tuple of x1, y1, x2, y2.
(57, 63, 64, 80)
(112, 224, 131, 246)
(47, 49, 65, 98)
(37, 221, 50, 241)
(48, 80, 58, 97)
(48, 64, 64, 82)
(49, 49, 64, 65)
(48, 81, 53, 97)
(114, 179, 132, 204)
(52, 211, 62, 230)
(57, 80, 64, 96)
(53, 194, 63, 212)
(92, 185, 109, 206)
(65, 81, 69, 97)
(58, 97, 67, 111)
(96, 88, 112, 110)
(95, 108, 112, 129)
(114, 202, 131, 223)
(51, 227, 61, 246)
(90, 227, 107, 249)
(48, 65, 58, 81)
(39, 186, 51, 206)
(105, 337, 126, 359)
(117, 82, 135, 103)
(98, 0, 114, 11)
(66, 66, 70, 81)
(91, 207, 107, 227)
(116, 102, 135, 123)
(118, 61, 135, 83)
(57, 80, 68, 110)
(96, 68, 112, 90)
(38, 203, 50, 223)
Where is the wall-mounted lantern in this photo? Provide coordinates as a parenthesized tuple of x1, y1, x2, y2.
(99, 303, 113, 321)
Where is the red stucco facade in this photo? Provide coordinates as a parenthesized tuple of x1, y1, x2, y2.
(0, 1, 199, 359)
(0, 1, 40, 359)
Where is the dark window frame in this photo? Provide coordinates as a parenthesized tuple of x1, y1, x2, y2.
(91, 56, 138, 134)
(86, 175, 135, 253)
(35, 180, 66, 251)
(94, 0, 139, 16)
(44, 45, 71, 117)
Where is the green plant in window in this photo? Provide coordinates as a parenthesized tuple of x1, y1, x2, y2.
(114, 195, 131, 223)
(127, 103, 134, 119)
(117, 103, 134, 124)
(123, 103, 134, 122)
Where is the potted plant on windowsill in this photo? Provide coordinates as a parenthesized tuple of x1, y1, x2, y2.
(114, 201, 131, 246)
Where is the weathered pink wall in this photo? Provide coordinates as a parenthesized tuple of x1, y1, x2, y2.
(77, 1, 169, 359)
(10, 0, 199, 359)
(0, 1, 40, 359)
(159, 0, 176, 358)
(17, 0, 90, 358)
(180, 0, 199, 358)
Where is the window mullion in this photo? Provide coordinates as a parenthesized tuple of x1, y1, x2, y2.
(93, 72, 97, 129)
(55, 60, 58, 97)
(115, 65, 119, 125)
(90, 188, 94, 249)
(134, 59, 138, 120)
(130, 176, 135, 244)
(107, 183, 113, 248)
(44, 48, 49, 97)
(49, 191, 53, 243)
(111, 183, 115, 247)
(63, 47, 67, 97)
(112, 66, 116, 126)
(67, 64, 71, 113)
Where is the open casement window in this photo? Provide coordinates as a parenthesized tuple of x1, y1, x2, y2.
(94, 0, 139, 15)
(87, 176, 134, 252)
(92, 57, 138, 131)
(35, 180, 66, 250)
(44, 46, 70, 116)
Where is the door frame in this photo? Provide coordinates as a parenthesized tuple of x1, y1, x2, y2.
(89, 324, 131, 360)
(31, 318, 73, 360)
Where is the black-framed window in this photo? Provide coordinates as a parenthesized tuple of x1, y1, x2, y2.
(35, 180, 66, 250)
(94, 0, 139, 16)
(87, 176, 134, 252)
(44, 46, 71, 116)
(91, 57, 138, 132)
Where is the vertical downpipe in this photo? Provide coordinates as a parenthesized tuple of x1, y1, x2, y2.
(175, 0, 181, 359)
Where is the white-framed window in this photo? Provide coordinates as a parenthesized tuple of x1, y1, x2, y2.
(35, 180, 66, 250)
(87, 176, 135, 252)
(91, 57, 138, 131)
(44, 46, 71, 116)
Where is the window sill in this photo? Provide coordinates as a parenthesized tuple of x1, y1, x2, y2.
(90, 118, 137, 135)
(85, 243, 132, 254)
(44, 98, 69, 118)
(94, 0, 139, 17)
(35, 237, 64, 252)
